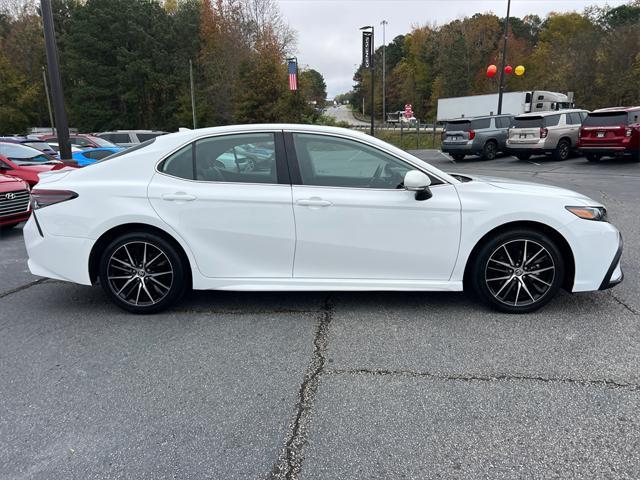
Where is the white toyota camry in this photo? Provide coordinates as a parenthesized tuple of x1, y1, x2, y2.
(24, 124, 623, 314)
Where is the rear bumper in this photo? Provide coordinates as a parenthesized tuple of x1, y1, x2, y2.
(23, 215, 93, 284)
(506, 142, 554, 155)
(441, 143, 477, 154)
(578, 146, 633, 156)
(599, 233, 623, 290)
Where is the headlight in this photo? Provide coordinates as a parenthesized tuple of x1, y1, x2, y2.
(565, 206, 608, 222)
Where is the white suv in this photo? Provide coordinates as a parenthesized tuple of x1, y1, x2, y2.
(507, 109, 589, 161)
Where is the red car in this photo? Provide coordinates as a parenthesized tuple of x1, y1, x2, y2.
(0, 174, 30, 230)
(0, 142, 72, 187)
(578, 106, 640, 162)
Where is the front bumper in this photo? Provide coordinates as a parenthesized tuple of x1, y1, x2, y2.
(0, 210, 31, 227)
(599, 233, 623, 290)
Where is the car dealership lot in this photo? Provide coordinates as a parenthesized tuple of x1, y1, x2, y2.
(1, 152, 639, 479)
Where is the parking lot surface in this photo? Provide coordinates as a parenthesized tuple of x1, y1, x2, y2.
(1, 151, 639, 479)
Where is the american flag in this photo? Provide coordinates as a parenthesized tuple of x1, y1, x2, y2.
(288, 59, 298, 91)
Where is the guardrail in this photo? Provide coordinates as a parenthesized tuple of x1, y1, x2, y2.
(350, 123, 444, 150)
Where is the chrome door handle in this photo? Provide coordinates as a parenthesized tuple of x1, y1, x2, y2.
(162, 192, 197, 201)
(296, 198, 332, 207)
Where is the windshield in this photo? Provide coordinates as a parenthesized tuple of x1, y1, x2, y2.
(0, 143, 54, 164)
(583, 113, 629, 127)
(23, 141, 53, 152)
(513, 117, 543, 128)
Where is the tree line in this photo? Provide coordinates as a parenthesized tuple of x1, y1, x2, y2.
(0, 0, 328, 134)
(348, 1, 640, 121)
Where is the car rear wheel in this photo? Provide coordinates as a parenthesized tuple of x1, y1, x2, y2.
(0, 223, 19, 231)
(553, 139, 571, 161)
(481, 141, 497, 160)
(586, 153, 601, 162)
(99, 232, 188, 314)
(450, 153, 465, 161)
(515, 153, 531, 161)
(470, 228, 565, 313)
(632, 150, 640, 163)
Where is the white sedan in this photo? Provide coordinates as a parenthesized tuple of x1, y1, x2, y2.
(24, 125, 623, 314)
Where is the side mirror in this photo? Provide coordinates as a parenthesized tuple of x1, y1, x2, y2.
(403, 170, 432, 201)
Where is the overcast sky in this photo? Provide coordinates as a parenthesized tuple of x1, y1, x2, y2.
(276, 0, 629, 97)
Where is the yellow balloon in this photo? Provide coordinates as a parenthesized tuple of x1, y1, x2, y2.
(515, 65, 526, 76)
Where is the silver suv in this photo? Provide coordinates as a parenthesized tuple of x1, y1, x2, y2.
(441, 115, 513, 161)
(507, 109, 588, 161)
(95, 130, 167, 148)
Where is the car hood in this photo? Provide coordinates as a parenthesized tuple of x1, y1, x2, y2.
(452, 173, 599, 205)
(0, 174, 26, 187)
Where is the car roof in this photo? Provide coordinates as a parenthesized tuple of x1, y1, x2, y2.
(515, 109, 588, 118)
(591, 106, 640, 113)
(446, 114, 512, 122)
(97, 130, 167, 134)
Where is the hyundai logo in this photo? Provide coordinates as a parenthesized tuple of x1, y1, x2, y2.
(4, 193, 16, 200)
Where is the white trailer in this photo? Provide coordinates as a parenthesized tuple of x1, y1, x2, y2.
(436, 91, 573, 121)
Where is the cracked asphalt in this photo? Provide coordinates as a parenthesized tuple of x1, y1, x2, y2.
(0, 151, 638, 479)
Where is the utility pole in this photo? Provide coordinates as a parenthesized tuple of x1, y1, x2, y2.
(189, 59, 197, 129)
(381, 20, 388, 127)
(40, 0, 71, 161)
(41, 66, 55, 135)
(360, 25, 374, 136)
(497, 0, 511, 115)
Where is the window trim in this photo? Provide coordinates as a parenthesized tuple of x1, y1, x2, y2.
(155, 130, 289, 186)
(283, 130, 450, 190)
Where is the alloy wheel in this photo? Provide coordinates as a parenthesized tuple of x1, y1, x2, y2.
(485, 239, 555, 307)
(106, 241, 174, 307)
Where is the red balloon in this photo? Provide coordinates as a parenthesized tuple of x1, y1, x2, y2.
(505, 65, 513, 74)
(487, 64, 497, 78)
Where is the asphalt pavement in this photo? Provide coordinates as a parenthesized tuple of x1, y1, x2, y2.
(1, 150, 639, 479)
(324, 104, 370, 126)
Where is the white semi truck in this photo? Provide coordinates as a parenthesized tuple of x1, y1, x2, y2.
(436, 91, 574, 121)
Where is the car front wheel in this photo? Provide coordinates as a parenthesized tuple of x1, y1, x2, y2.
(99, 232, 188, 314)
(470, 229, 565, 313)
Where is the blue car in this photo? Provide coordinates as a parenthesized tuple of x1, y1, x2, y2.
(71, 147, 123, 166)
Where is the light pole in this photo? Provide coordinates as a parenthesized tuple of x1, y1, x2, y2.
(497, 0, 511, 115)
(381, 20, 387, 127)
(40, 0, 71, 161)
(360, 25, 374, 136)
(189, 59, 197, 129)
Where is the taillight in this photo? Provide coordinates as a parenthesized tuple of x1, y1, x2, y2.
(625, 128, 632, 137)
(468, 130, 475, 140)
(30, 189, 78, 209)
(540, 127, 548, 139)
(579, 127, 585, 137)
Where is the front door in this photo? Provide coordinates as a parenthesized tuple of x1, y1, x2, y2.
(148, 132, 295, 278)
(288, 132, 461, 280)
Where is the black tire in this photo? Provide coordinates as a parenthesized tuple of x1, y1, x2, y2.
(450, 153, 465, 161)
(99, 232, 188, 314)
(469, 228, 565, 314)
(481, 141, 498, 160)
(585, 153, 601, 163)
(0, 223, 19, 231)
(515, 153, 531, 161)
(552, 139, 571, 161)
(632, 150, 640, 163)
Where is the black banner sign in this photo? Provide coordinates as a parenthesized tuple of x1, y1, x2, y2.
(362, 31, 372, 70)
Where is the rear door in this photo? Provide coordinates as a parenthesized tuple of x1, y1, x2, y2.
(509, 116, 544, 144)
(444, 120, 473, 144)
(148, 131, 296, 278)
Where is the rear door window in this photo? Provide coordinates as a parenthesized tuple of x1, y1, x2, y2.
(544, 115, 561, 127)
(471, 118, 491, 129)
(566, 113, 582, 125)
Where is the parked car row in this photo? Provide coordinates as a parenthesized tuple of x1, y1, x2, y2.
(441, 106, 640, 162)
